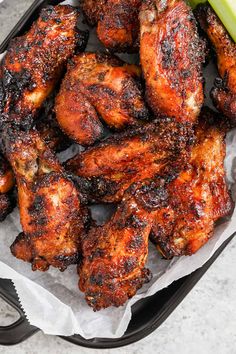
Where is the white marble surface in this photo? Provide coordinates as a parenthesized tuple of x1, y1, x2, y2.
(0, 1, 236, 353)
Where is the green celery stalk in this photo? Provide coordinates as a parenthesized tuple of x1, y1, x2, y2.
(188, 0, 236, 43)
(209, 0, 236, 42)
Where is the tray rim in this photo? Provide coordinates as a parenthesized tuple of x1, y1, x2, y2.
(0, 0, 235, 348)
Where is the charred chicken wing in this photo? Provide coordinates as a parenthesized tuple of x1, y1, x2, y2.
(195, 4, 236, 124)
(4, 129, 87, 271)
(81, 0, 142, 52)
(140, 0, 205, 123)
(79, 177, 174, 310)
(66, 120, 193, 203)
(55, 52, 149, 146)
(0, 5, 87, 129)
(151, 109, 233, 258)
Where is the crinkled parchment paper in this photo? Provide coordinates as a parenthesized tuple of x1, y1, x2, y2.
(0, 0, 235, 339)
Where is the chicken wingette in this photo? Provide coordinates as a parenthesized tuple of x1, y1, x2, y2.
(140, 0, 205, 123)
(81, 0, 142, 52)
(4, 129, 88, 271)
(66, 120, 193, 203)
(55, 52, 149, 146)
(151, 109, 233, 257)
(195, 4, 236, 124)
(0, 5, 87, 129)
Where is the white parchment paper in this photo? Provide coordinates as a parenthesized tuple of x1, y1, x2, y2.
(0, 0, 235, 339)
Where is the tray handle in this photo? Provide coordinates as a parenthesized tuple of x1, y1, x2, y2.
(0, 316, 38, 346)
(0, 284, 38, 345)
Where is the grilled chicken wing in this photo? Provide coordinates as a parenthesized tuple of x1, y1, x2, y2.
(140, 0, 205, 123)
(0, 5, 87, 129)
(79, 108, 232, 309)
(66, 120, 193, 203)
(195, 4, 236, 124)
(0, 154, 15, 221)
(55, 52, 149, 146)
(79, 177, 174, 310)
(81, 0, 142, 52)
(4, 129, 88, 271)
(151, 109, 233, 257)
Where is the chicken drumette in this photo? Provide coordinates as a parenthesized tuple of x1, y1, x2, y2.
(140, 0, 205, 123)
(66, 120, 193, 203)
(79, 176, 174, 311)
(195, 4, 236, 124)
(0, 5, 87, 129)
(4, 129, 88, 271)
(81, 0, 142, 52)
(55, 52, 149, 146)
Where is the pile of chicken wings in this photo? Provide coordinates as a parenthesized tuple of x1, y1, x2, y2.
(0, 0, 235, 311)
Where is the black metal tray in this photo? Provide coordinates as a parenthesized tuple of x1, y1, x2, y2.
(0, 0, 235, 348)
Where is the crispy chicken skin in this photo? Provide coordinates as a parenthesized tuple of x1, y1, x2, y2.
(0, 154, 14, 195)
(0, 154, 15, 221)
(151, 109, 233, 258)
(195, 4, 236, 124)
(55, 52, 149, 145)
(0, 194, 15, 222)
(81, 0, 141, 52)
(79, 177, 174, 310)
(66, 120, 193, 203)
(0, 5, 87, 129)
(36, 97, 71, 152)
(81, 0, 106, 26)
(97, 0, 142, 52)
(4, 129, 87, 271)
(140, 0, 205, 123)
(37, 111, 71, 152)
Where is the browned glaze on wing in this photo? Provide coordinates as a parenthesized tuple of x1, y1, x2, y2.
(4, 129, 88, 271)
(0, 154, 15, 221)
(0, 153, 14, 195)
(81, 0, 141, 52)
(0, 193, 15, 222)
(195, 4, 236, 124)
(65, 120, 193, 203)
(140, 0, 205, 123)
(55, 52, 149, 145)
(97, 0, 142, 52)
(81, 0, 106, 26)
(79, 176, 176, 310)
(37, 112, 71, 152)
(36, 97, 71, 152)
(151, 108, 233, 258)
(0, 5, 87, 129)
